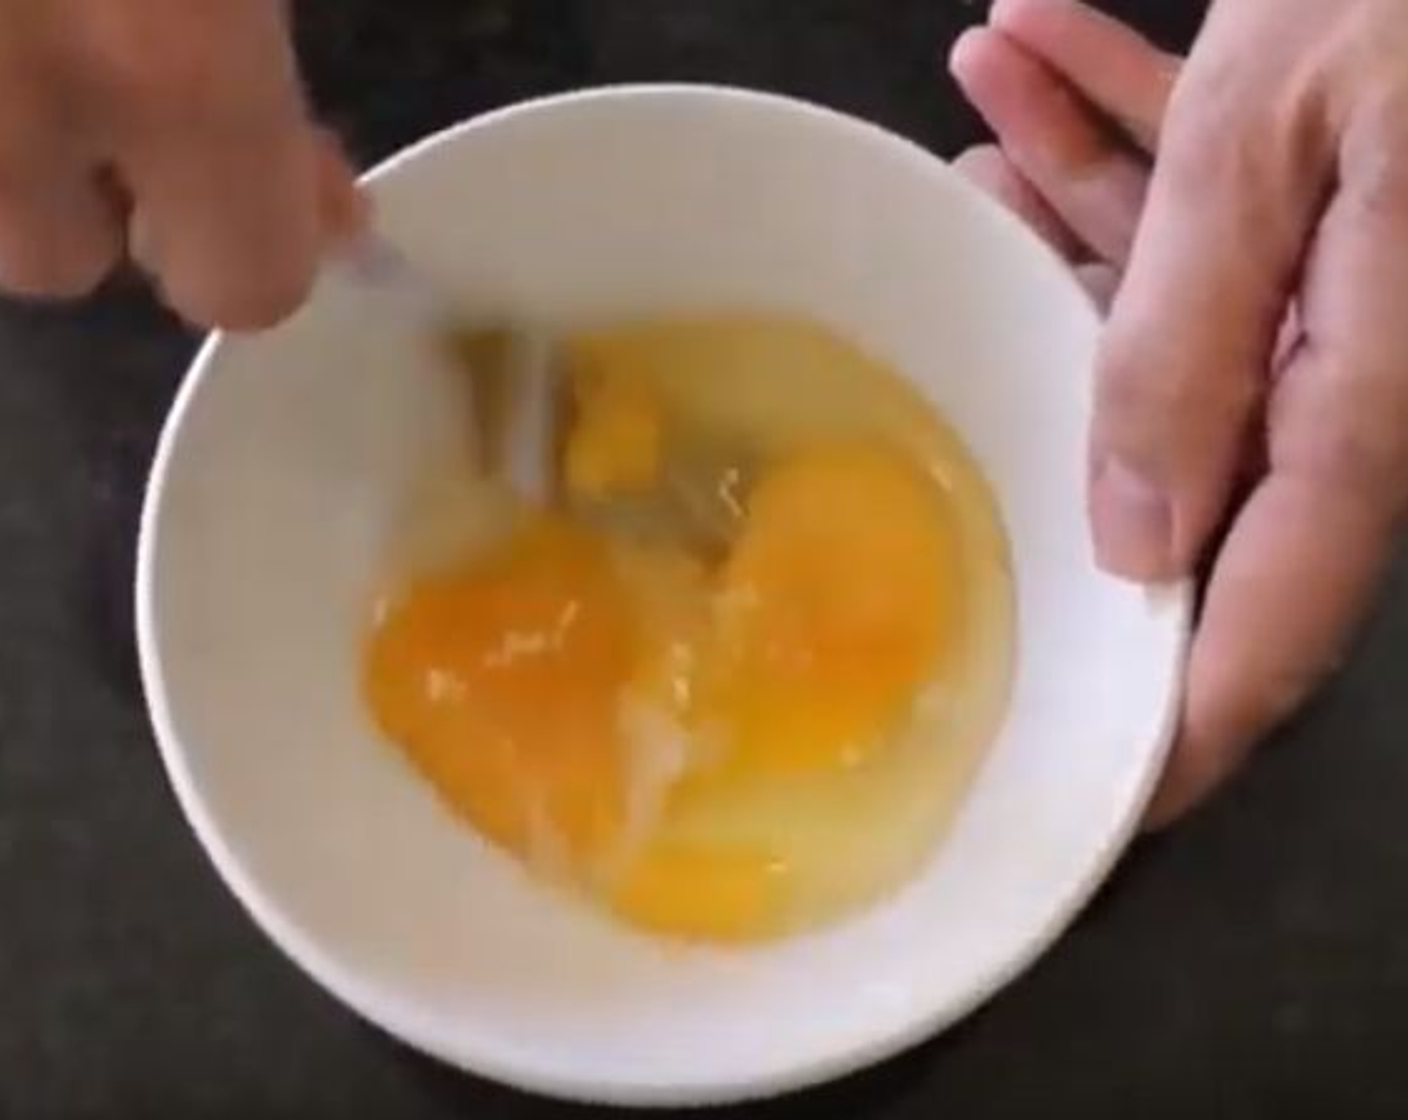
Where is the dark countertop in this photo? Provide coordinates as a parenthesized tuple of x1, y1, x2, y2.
(5, 2, 1408, 1116)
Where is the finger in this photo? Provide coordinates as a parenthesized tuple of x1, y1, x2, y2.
(950, 27, 1148, 266)
(126, 125, 324, 330)
(0, 166, 125, 299)
(111, 3, 323, 329)
(0, 82, 122, 296)
(953, 144, 1083, 260)
(952, 144, 1125, 312)
(1148, 474, 1392, 827)
(1089, 39, 1332, 581)
(314, 128, 368, 243)
(1148, 128, 1408, 826)
(988, 0, 1178, 153)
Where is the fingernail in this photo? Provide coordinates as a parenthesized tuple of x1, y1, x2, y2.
(947, 26, 984, 79)
(1091, 458, 1173, 579)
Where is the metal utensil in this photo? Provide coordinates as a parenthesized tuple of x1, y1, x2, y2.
(337, 235, 560, 501)
(337, 235, 748, 550)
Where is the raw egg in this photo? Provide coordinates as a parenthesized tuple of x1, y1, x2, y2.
(364, 315, 1013, 942)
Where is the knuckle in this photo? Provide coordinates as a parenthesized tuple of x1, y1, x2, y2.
(1158, 56, 1252, 188)
(92, 9, 223, 106)
(1158, 53, 1326, 218)
(1158, 106, 1264, 215)
(90, 1, 296, 136)
(0, 205, 120, 299)
(1157, 121, 1240, 204)
(1099, 332, 1259, 436)
(0, 246, 114, 300)
(172, 258, 316, 331)
(1343, 101, 1408, 220)
(1271, 365, 1408, 518)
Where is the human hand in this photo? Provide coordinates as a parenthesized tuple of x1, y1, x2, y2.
(952, 0, 1408, 826)
(0, 0, 360, 328)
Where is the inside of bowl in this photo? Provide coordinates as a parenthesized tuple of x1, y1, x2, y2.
(142, 87, 1186, 1103)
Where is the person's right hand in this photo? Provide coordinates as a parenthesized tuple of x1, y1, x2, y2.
(0, 0, 359, 328)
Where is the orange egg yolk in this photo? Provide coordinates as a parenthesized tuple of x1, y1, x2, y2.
(364, 445, 959, 942)
(563, 365, 664, 499)
(706, 444, 955, 775)
(363, 516, 635, 873)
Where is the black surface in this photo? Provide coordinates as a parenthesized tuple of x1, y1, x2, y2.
(6, 2, 1408, 1116)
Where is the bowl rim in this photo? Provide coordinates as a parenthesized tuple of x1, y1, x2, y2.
(136, 81, 1192, 1107)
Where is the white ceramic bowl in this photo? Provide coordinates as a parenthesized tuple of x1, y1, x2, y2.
(137, 85, 1188, 1107)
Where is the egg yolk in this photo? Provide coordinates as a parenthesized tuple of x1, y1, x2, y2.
(608, 843, 787, 943)
(363, 516, 635, 873)
(563, 364, 664, 499)
(364, 444, 959, 940)
(706, 444, 955, 775)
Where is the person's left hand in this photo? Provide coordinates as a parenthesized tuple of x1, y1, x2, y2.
(948, 1, 1303, 825)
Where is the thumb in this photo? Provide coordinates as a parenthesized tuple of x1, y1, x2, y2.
(1090, 42, 1330, 579)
